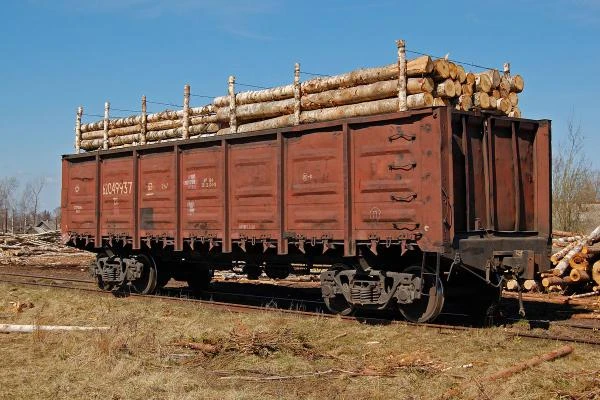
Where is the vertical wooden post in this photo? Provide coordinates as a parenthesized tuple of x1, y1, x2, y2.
(103, 101, 110, 150)
(293, 63, 301, 125)
(396, 39, 407, 112)
(228, 76, 237, 134)
(140, 95, 147, 145)
(503, 62, 511, 75)
(183, 84, 190, 139)
(75, 106, 83, 153)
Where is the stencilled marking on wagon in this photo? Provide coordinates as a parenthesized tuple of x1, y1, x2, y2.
(103, 181, 133, 196)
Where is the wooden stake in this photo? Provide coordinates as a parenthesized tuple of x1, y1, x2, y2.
(183, 84, 190, 140)
(294, 62, 301, 125)
(75, 106, 83, 153)
(103, 101, 110, 150)
(396, 39, 407, 112)
(228, 76, 236, 134)
(140, 95, 147, 145)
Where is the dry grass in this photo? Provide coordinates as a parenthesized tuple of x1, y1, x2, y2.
(0, 283, 599, 400)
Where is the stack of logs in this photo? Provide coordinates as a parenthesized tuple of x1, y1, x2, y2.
(76, 39, 525, 152)
(0, 231, 93, 267)
(542, 227, 600, 293)
(504, 226, 600, 294)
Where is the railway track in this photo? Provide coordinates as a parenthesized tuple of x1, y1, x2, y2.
(0, 270, 598, 346)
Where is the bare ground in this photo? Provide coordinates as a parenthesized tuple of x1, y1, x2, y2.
(1, 283, 599, 400)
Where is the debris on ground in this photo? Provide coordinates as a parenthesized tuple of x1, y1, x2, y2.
(0, 231, 94, 267)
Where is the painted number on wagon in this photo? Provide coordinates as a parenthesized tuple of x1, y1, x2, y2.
(103, 181, 133, 196)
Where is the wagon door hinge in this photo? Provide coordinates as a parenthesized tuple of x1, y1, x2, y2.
(189, 237, 196, 250)
(388, 127, 416, 142)
(391, 192, 417, 202)
(388, 162, 416, 171)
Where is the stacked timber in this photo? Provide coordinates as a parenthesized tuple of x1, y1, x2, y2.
(77, 39, 526, 152)
(538, 227, 600, 294)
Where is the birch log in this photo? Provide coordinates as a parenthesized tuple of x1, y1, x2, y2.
(554, 241, 584, 276)
(542, 276, 564, 288)
(406, 93, 434, 108)
(448, 62, 458, 80)
(406, 55, 434, 76)
(235, 114, 295, 134)
(569, 254, 589, 270)
(214, 84, 294, 107)
(508, 92, 519, 107)
(499, 77, 511, 97)
(433, 79, 455, 98)
(551, 240, 578, 264)
(0, 324, 110, 333)
(462, 83, 474, 96)
(570, 269, 590, 283)
(523, 280, 538, 291)
(509, 75, 525, 93)
(496, 98, 511, 113)
(485, 69, 501, 89)
(406, 77, 434, 94)
(466, 72, 475, 86)
(301, 80, 398, 111)
(456, 65, 467, 83)
(453, 80, 462, 96)
(473, 92, 491, 109)
(217, 98, 295, 121)
(592, 261, 600, 286)
(475, 74, 492, 93)
(432, 59, 450, 80)
(299, 57, 433, 96)
(455, 94, 472, 111)
(586, 225, 600, 244)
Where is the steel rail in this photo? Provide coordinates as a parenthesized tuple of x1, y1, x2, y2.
(1, 276, 599, 346)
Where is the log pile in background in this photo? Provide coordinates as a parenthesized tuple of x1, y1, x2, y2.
(0, 231, 94, 267)
(544, 227, 600, 293)
(76, 40, 526, 152)
(502, 226, 600, 295)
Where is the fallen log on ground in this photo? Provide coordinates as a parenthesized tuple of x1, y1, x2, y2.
(0, 324, 110, 333)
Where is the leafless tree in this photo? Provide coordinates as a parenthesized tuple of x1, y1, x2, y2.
(0, 176, 19, 211)
(21, 177, 46, 226)
(552, 114, 597, 232)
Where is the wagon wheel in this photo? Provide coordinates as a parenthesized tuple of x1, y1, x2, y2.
(398, 265, 444, 323)
(95, 253, 114, 291)
(130, 254, 158, 295)
(323, 264, 354, 316)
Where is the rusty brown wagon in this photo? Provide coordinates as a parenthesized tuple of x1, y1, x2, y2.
(61, 107, 551, 322)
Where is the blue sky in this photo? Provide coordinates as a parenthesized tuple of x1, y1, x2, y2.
(0, 0, 599, 211)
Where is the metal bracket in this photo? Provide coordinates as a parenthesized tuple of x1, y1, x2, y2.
(391, 192, 417, 202)
(388, 162, 416, 171)
(388, 127, 416, 142)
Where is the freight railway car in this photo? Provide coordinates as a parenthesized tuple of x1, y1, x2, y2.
(61, 107, 551, 322)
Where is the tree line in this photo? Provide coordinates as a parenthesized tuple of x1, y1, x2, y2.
(0, 176, 58, 233)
